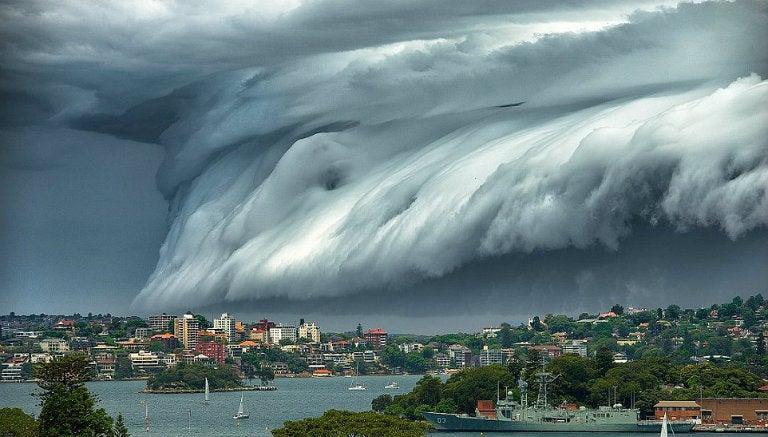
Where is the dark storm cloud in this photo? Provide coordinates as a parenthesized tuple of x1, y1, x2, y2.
(1, 0, 766, 324)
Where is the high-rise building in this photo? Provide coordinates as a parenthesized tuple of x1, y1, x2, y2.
(213, 313, 236, 343)
(298, 321, 321, 343)
(174, 314, 199, 350)
(364, 328, 388, 349)
(268, 325, 297, 344)
(148, 313, 177, 333)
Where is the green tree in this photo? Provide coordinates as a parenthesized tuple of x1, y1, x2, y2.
(258, 366, 275, 385)
(272, 410, 430, 437)
(114, 413, 130, 437)
(594, 347, 614, 377)
(380, 344, 406, 369)
(0, 407, 37, 437)
(442, 364, 517, 414)
(192, 313, 210, 329)
(114, 355, 134, 379)
(34, 354, 113, 437)
(611, 304, 624, 315)
(499, 326, 514, 348)
(666, 305, 681, 320)
(371, 394, 393, 412)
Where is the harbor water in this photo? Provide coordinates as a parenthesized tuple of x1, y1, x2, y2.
(0, 376, 748, 436)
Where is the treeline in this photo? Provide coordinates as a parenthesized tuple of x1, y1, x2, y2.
(146, 362, 243, 391)
(373, 350, 767, 420)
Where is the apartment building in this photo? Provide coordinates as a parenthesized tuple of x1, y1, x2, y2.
(174, 314, 199, 349)
(213, 313, 236, 343)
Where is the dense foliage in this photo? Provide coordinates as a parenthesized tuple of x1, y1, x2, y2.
(271, 410, 431, 437)
(34, 353, 113, 437)
(146, 363, 243, 391)
(0, 408, 37, 437)
(385, 355, 767, 420)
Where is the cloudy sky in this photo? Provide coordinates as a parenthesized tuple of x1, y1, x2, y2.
(1, 0, 766, 333)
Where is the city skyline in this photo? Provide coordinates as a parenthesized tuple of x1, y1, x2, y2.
(1, 1, 767, 333)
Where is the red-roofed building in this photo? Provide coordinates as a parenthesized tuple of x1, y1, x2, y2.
(529, 344, 563, 359)
(364, 328, 388, 349)
(151, 333, 179, 350)
(54, 319, 76, 330)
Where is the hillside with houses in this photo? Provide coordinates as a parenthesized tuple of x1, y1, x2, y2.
(1, 294, 766, 387)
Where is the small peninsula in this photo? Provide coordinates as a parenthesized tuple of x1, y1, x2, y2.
(144, 362, 257, 393)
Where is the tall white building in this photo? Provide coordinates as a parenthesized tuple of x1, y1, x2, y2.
(269, 325, 297, 344)
(174, 314, 199, 349)
(213, 313, 236, 343)
(298, 322, 321, 343)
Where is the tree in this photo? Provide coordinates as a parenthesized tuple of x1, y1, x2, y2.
(611, 304, 624, 316)
(192, 313, 210, 330)
(379, 344, 405, 369)
(272, 410, 430, 437)
(114, 355, 134, 379)
(372, 394, 393, 412)
(0, 407, 37, 437)
(594, 347, 614, 377)
(499, 326, 514, 348)
(114, 413, 130, 437)
(665, 305, 681, 320)
(258, 366, 275, 385)
(34, 353, 113, 437)
(442, 364, 517, 414)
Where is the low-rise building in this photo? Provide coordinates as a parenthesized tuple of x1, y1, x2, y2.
(39, 338, 70, 354)
(699, 398, 768, 425)
(654, 401, 701, 422)
(128, 350, 164, 372)
(560, 340, 587, 358)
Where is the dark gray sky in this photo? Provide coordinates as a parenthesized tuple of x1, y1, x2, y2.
(1, 0, 766, 333)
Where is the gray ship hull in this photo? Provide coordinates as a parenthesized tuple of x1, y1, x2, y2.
(422, 412, 695, 433)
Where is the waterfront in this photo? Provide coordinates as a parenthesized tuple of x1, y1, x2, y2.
(1, 375, 755, 436)
(1, 375, 430, 436)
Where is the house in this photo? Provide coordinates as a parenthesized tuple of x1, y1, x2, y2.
(54, 319, 76, 331)
(529, 344, 562, 360)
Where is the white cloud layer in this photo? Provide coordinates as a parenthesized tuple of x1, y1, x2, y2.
(1, 1, 766, 320)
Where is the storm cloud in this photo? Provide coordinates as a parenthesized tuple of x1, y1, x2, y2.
(1, 0, 766, 330)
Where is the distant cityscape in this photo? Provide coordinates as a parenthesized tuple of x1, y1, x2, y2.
(1, 294, 766, 384)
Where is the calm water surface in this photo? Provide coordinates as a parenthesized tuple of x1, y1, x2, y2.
(0, 376, 744, 436)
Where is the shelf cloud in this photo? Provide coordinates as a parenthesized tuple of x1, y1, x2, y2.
(2, 0, 766, 327)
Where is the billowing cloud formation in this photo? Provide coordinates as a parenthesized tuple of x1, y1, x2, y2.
(2, 0, 766, 323)
(129, 1, 768, 311)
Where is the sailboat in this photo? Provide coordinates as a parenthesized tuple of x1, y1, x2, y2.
(233, 392, 250, 419)
(660, 412, 670, 437)
(143, 400, 150, 432)
(204, 377, 209, 403)
(348, 362, 367, 391)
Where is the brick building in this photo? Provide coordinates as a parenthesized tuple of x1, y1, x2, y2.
(653, 401, 701, 421)
(364, 328, 388, 349)
(700, 398, 768, 425)
(196, 341, 226, 365)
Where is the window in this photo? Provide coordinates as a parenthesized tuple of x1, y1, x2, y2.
(756, 411, 768, 422)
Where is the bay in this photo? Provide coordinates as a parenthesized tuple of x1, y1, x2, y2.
(0, 377, 744, 436)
